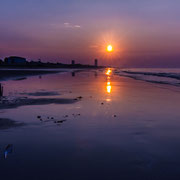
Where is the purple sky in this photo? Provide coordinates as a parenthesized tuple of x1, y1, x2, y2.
(0, 0, 180, 67)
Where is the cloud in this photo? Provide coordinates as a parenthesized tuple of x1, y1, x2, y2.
(74, 25, 81, 28)
(64, 22, 81, 29)
(50, 22, 81, 30)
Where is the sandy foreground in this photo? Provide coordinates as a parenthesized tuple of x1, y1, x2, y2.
(0, 69, 180, 180)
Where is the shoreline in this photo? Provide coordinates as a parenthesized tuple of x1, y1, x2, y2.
(0, 63, 104, 69)
(0, 68, 87, 82)
(0, 69, 64, 82)
(0, 67, 104, 82)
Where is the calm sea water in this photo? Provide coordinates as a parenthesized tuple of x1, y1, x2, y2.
(0, 68, 180, 180)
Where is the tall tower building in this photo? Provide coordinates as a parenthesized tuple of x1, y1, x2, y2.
(94, 59, 98, 67)
(71, 60, 75, 65)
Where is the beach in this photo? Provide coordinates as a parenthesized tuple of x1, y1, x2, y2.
(0, 69, 79, 81)
(0, 68, 180, 179)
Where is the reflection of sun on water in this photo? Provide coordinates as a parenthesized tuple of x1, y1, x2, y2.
(106, 81, 112, 94)
(106, 69, 111, 76)
(105, 68, 112, 94)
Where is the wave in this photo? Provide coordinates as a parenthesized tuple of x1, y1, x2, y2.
(122, 70, 180, 80)
(114, 68, 180, 87)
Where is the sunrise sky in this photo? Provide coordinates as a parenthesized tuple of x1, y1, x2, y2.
(0, 0, 180, 67)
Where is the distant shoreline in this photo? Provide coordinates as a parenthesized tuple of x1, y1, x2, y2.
(0, 69, 70, 82)
(0, 56, 103, 69)
(0, 65, 103, 69)
(0, 67, 104, 82)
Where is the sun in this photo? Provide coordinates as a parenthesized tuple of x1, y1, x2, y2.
(106, 44, 113, 52)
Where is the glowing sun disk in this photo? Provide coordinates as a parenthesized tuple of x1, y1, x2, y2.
(107, 45, 113, 52)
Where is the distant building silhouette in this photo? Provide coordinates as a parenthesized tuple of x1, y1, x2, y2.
(4, 56, 26, 65)
(71, 60, 75, 65)
(94, 59, 98, 67)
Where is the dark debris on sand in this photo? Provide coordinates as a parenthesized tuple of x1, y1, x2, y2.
(74, 96, 83, 101)
(37, 113, 81, 126)
(54, 120, 67, 124)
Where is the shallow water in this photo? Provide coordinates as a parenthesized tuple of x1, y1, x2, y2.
(115, 68, 180, 86)
(0, 69, 180, 180)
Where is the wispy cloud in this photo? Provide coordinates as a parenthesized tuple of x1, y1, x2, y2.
(50, 22, 81, 30)
(64, 22, 81, 29)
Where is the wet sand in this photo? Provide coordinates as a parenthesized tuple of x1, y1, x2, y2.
(0, 118, 24, 130)
(0, 69, 180, 180)
(0, 69, 72, 81)
(0, 97, 80, 109)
